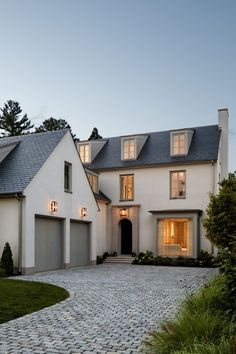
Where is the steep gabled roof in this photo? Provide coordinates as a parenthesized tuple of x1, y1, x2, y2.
(85, 125, 221, 171)
(0, 130, 68, 195)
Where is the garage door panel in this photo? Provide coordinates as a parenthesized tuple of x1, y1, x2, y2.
(70, 221, 90, 267)
(35, 217, 63, 272)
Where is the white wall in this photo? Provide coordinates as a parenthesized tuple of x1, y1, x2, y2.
(22, 131, 98, 271)
(0, 198, 19, 267)
(99, 163, 214, 253)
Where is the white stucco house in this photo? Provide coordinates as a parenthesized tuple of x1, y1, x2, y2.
(0, 130, 98, 275)
(77, 109, 229, 259)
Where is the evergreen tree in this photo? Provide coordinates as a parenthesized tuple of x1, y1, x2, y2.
(0, 100, 34, 136)
(88, 127, 102, 140)
(0, 242, 14, 276)
(35, 117, 76, 140)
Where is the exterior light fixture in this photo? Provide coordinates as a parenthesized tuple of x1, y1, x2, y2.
(120, 207, 128, 218)
(80, 207, 87, 217)
(50, 201, 58, 213)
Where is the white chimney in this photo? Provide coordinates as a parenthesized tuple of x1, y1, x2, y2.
(218, 108, 229, 180)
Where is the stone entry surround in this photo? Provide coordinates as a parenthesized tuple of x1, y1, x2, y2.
(111, 205, 140, 255)
(0, 264, 216, 353)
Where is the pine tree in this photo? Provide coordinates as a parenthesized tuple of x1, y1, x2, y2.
(0, 242, 14, 276)
(88, 127, 102, 140)
(0, 100, 34, 136)
(35, 117, 76, 140)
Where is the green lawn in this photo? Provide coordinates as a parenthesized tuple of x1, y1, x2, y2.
(0, 278, 69, 324)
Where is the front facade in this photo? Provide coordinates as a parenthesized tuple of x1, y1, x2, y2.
(77, 109, 229, 259)
(0, 130, 98, 274)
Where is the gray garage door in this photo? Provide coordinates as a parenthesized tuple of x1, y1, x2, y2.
(70, 221, 90, 267)
(35, 217, 63, 272)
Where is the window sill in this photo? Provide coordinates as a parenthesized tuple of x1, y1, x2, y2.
(119, 199, 134, 202)
(170, 196, 186, 199)
(64, 189, 73, 194)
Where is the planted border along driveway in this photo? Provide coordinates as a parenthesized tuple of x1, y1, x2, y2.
(0, 264, 217, 354)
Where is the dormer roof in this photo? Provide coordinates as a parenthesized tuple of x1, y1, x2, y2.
(84, 125, 220, 171)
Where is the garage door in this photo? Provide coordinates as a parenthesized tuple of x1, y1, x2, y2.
(35, 217, 63, 272)
(70, 221, 90, 267)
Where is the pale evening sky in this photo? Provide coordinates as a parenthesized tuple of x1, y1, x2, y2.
(0, 0, 235, 171)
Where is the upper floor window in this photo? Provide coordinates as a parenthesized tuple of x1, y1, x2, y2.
(64, 162, 72, 192)
(87, 173, 98, 193)
(120, 174, 134, 200)
(123, 139, 135, 160)
(79, 144, 90, 163)
(171, 133, 186, 155)
(170, 171, 186, 198)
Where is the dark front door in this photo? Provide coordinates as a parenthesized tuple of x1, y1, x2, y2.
(121, 219, 132, 254)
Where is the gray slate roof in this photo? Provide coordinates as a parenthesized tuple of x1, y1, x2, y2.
(86, 125, 221, 171)
(0, 130, 68, 195)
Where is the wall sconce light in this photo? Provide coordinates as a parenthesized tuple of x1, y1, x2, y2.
(80, 207, 87, 217)
(50, 201, 58, 213)
(120, 207, 128, 218)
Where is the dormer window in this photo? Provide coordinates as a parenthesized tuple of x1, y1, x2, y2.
(170, 129, 194, 156)
(79, 144, 90, 163)
(123, 139, 135, 160)
(172, 133, 186, 155)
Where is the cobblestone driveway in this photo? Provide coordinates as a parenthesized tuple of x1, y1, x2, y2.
(0, 264, 216, 354)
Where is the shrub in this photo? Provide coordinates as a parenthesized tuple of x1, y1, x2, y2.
(96, 256, 103, 264)
(0, 242, 13, 276)
(143, 276, 234, 354)
(197, 250, 215, 267)
(102, 252, 109, 260)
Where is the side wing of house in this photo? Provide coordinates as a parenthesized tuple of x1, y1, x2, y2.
(21, 131, 98, 274)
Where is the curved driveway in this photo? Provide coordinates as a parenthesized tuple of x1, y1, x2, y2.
(0, 264, 216, 354)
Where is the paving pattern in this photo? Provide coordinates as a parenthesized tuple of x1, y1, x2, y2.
(0, 264, 217, 354)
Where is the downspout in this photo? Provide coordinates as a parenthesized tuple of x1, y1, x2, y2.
(15, 193, 23, 274)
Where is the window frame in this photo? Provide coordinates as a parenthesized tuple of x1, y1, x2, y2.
(79, 143, 91, 163)
(170, 170, 186, 199)
(87, 172, 98, 193)
(64, 161, 72, 193)
(170, 131, 187, 156)
(121, 138, 136, 160)
(120, 174, 134, 201)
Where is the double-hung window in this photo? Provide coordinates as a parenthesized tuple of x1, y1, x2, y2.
(87, 173, 98, 193)
(171, 132, 186, 155)
(120, 174, 134, 200)
(170, 171, 186, 198)
(64, 161, 72, 192)
(79, 144, 90, 163)
(123, 139, 135, 160)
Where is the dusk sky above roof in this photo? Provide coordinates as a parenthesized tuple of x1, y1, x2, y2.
(0, 0, 235, 171)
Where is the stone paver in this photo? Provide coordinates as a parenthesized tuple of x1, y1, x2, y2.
(0, 264, 217, 353)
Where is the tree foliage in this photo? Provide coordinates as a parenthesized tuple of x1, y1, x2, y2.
(0, 242, 14, 276)
(88, 127, 102, 140)
(35, 117, 76, 140)
(203, 173, 236, 316)
(0, 100, 34, 136)
(203, 173, 236, 251)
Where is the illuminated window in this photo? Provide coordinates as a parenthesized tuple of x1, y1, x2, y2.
(120, 175, 134, 200)
(171, 133, 186, 155)
(79, 144, 90, 163)
(157, 218, 193, 257)
(87, 173, 98, 193)
(123, 139, 135, 160)
(170, 171, 186, 198)
(64, 161, 72, 192)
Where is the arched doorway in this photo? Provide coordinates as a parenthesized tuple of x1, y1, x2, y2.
(120, 219, 132, 254)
